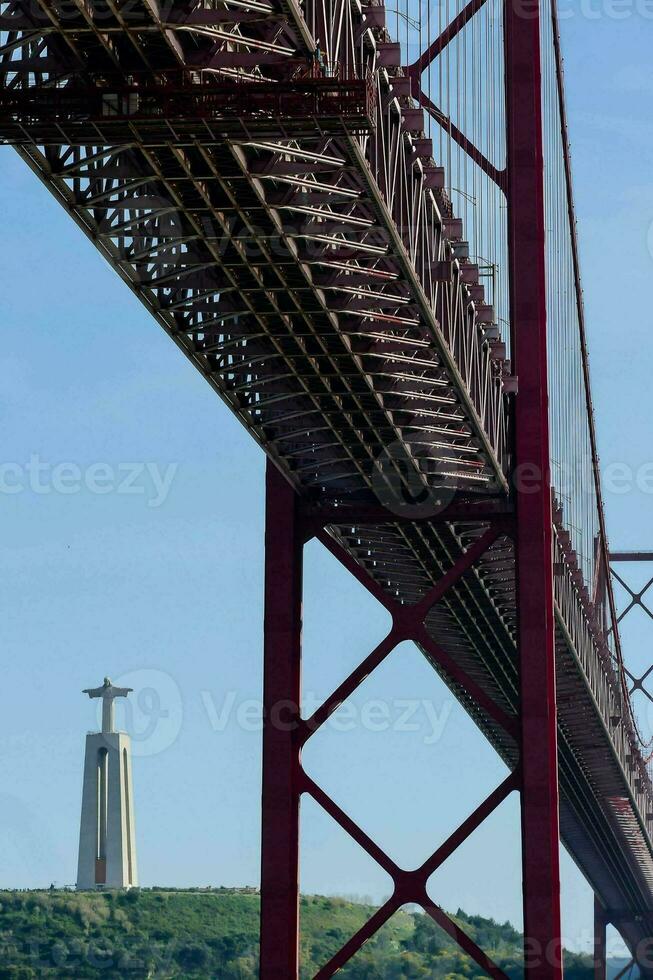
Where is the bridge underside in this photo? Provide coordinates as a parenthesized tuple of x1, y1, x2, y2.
(320, 509, 653, 947)
(11, 130, 653, 949)
(2, 0, 653, 969)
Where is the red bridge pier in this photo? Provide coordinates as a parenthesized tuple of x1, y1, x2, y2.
(258, 0, 566, 976)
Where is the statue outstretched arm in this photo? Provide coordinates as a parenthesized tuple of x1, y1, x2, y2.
(111, 686, 133, 698)
(82, 684, 133, 699)
(83, 685, 106, 699)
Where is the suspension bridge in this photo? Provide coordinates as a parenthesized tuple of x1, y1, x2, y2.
(1, 0, 651, 976)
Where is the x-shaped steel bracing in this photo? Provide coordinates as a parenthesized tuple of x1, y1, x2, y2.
(611, 555, 653, 705)
(273, 486, 522, 978)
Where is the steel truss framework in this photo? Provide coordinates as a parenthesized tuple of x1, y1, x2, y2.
(264, 462, 520, 978)
(262, 465, 653, 977)
(2, 0, 653, 975)
(0, 0, 510, 500)
(611, 553, 653, 708)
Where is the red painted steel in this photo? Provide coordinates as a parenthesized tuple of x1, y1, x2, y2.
(505, 0, 563, 973)
(423, 902, 510, 980)
(5, 0, 645, 967)
(414, 85, 507, 190)
(299, 768, 516, 978)
(305, 526, 517, 739)
(258, 462, 520, 974)
(260, 462, 303, 979)
(613, 959, 636, 980)
(407, 0, 490, 76)
(594, 897, 607, 980)
(0, 71, 376, 139)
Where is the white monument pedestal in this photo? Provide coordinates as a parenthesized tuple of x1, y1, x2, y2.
(76, 679, 138, 890)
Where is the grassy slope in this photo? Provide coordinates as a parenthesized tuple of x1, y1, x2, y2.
(0, 889, 596, 979)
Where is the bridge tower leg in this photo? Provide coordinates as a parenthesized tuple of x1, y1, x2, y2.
(260, 463, 303, 980)
(505, 1, 563, 976)
(258, 3, 565, 975)
(594, 898, 607, 980)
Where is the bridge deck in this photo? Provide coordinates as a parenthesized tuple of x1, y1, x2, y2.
(2, 0, 652, 952)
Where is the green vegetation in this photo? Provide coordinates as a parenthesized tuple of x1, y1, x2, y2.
(0, 888, 595, 978)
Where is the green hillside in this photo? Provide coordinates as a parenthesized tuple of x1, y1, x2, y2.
(0, 888, 595, 978)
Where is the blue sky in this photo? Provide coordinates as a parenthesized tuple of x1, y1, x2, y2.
(0, 7, 652, 959)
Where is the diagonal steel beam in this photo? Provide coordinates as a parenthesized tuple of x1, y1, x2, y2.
(300, 772, 400, 879)
(419, 770, 519, 880)
(407, 0, 490, 77)
(414, 525, 502, 619)
(302, 771, 518, 977)
(414, 85, 507, 192)
(301, 632, 400, 740)
(313, 898, 400, 977)
(417, 628, 518, 737)
(423, 901, 510, 979)
(306, 529, 518, 739)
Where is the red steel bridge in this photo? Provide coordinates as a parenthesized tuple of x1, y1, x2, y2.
(1, 0, 652, 976)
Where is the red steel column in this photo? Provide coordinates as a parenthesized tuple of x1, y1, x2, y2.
(260, 461, 303, 979)
(594, 898, 607, 980)
(505, 1, 563, 976)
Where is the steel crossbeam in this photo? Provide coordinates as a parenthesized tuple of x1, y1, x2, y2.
(3, 0, 653, 972)
(261, 460, 520, 978)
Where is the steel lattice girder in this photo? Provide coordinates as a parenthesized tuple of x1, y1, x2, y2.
(3, 0, 653, 967)
(0, 0, 510, 500)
